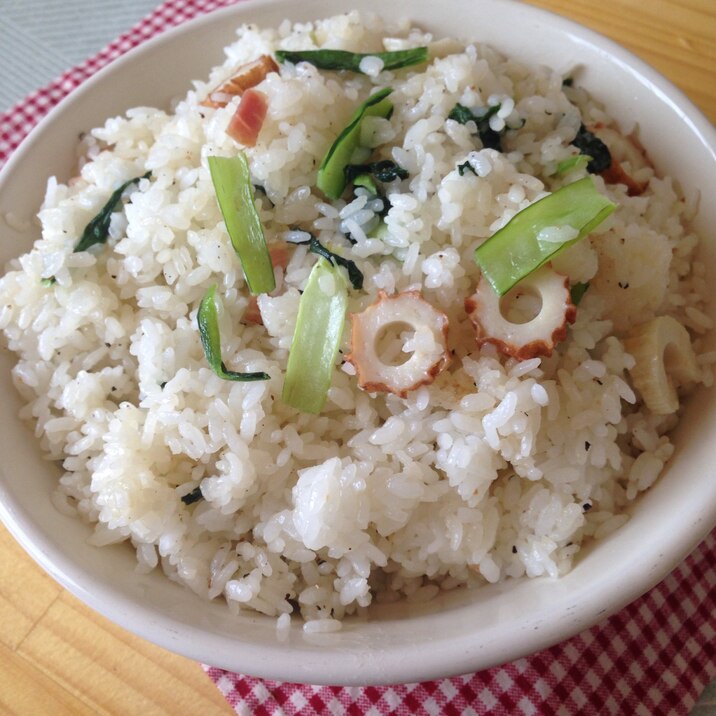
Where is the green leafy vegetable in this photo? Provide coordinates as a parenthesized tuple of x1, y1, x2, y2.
(275, 47, 428, 73)
(448, 104, 478, 124)
(457, 161, 478, 177)
(198, 284, 270, 382)
(317, 88, 394, 199)
(290, 233, 363, 290)
(570, 282, 590, 305)
(555, 154, 592, 175)
(352, 173, 378, 194)
(74, 172, 150, 253)
(344, 159, 408, 186)
(370, 221, 390, 241)
(474, 177, 616, 295)
(208, 153, 275, 295)
(282, 259, 348, 413)
(571, 124, 611, 173)
(448, 103, 504, 151)
(40, 277, 57, 287)
(181, 487, 203, 505)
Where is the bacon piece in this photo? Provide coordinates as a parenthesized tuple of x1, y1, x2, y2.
(590, 123, 650, 196)
(242, 297, 264, 326)
(242, 243, 292, 326)
(465, 267, 576, 360)
(600, 158, 647, 197)
(346, 291, 451, 398)
(201, 55, 279, 109)
(226, 89, 269, 147)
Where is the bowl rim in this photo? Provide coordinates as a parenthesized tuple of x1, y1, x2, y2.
(0, 0, 715, 686)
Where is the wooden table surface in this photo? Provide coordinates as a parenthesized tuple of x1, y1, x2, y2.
(0, 1, 714, 714)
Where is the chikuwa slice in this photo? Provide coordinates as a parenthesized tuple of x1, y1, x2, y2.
(465, 266, 576, 360)
(624, 315, 700, 414)
(347, 291, 451, 397)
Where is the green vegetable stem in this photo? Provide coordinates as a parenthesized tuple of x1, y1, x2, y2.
(317, 88, 394, 199)
(474, 177, 616, 295)
(275, 47, 428, 74)
(282, 259, 348, 413)
(555, 154, 592, 176)
(208, 153, 275, 295)
(198, 284, 270, 382)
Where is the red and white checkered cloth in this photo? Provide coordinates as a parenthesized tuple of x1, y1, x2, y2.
(1, 1, 714, 713)
(204, 533, 715, 715)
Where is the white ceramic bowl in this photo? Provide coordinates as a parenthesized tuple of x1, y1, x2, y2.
(0, 0, 715, 686)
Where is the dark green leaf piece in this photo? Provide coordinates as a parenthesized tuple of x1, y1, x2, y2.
(344, 160, 408, 185)
(448, 103, 504, 151)
(292, 234, 363, 290)
(275, 47, 428, 73)
(74, 172, 150, 253)
(181, 487, 203, 505)
(457, 161, 477, 176)
(571, 124, 612, 173)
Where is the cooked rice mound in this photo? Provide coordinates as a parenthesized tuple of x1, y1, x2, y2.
(0, 12, 712, 627)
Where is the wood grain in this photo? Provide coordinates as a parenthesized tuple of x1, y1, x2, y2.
(0, 524, 61, 651)
(0, 2, 713, 714)
(523, 0, 716, 122)
(0, 524, 232, 716)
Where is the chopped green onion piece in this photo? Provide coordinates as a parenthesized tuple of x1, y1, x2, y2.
(208, 153, 275, 295)
(40, 277, 56, 287)
(352, 173, 378, 194)
(570, 282, 590, 305)
(282, 259, 348, 413)
(555, 154, 592, 176)
(275, 47, 428, 73)
(317, 88, 393, 199)
(474, 177, 616, 296)
(370, 221, 390, 240)
(74, 172, 150, 253)
(198, 284, 270, 382)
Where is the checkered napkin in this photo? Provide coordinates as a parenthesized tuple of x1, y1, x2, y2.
(1, 1, 714, 713)
(204, 533, 715, 715)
